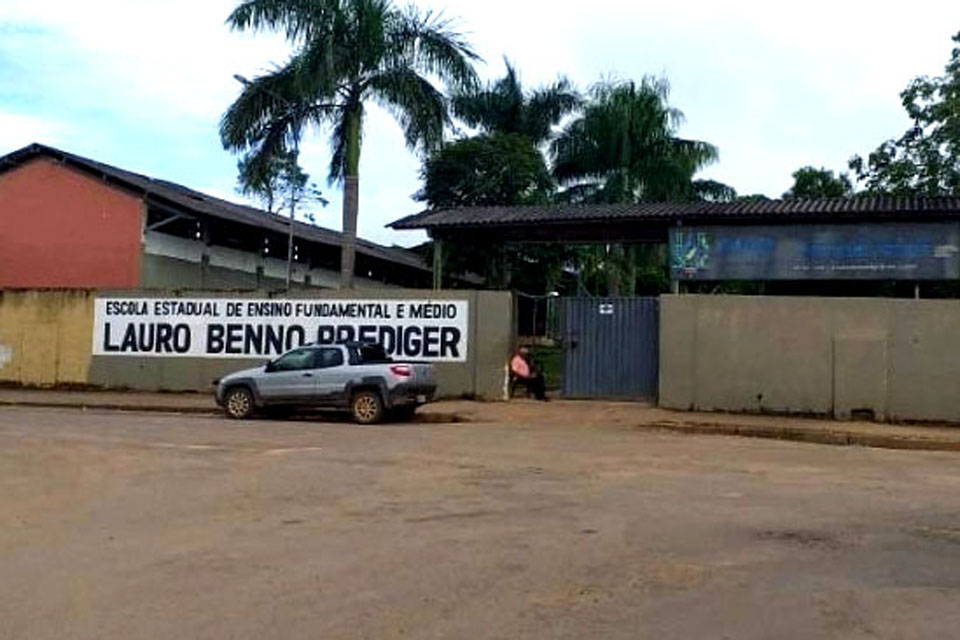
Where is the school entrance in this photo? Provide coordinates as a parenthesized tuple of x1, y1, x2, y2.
(558, 297, 660, 399)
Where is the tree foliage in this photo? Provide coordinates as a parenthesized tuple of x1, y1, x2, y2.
(450, 59, 581, 145)
(237, 149, 328, 220)
(417, 133, 553, 208)
(850, 31, 960, 196)
(691, 179, 738, 202)
(552, 78, 718, 204)
(782, 166, 853, 199)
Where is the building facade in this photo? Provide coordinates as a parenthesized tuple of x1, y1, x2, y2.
(0, 144, 437, 291)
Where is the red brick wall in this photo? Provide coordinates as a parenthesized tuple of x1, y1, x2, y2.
(0, 158, 143, 288)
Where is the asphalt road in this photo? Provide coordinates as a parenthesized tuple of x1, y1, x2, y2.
(1, 406, 959, 640)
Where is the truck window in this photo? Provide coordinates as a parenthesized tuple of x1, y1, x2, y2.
(317, 348, 344, 368)
(348, 343, 392, 365)
(271, 348, 317, 372)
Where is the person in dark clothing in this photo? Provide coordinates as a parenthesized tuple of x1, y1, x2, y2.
(510, 346, 547, 401)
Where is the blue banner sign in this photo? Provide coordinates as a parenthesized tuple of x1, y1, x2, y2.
(670, 223, 960, 280)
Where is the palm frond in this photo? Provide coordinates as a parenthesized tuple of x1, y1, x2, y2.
(526, 77, 582, 144)
(451, 59, 579, 144)
(220, 63, 304, 150)
(367, 66, 446, 152)
(227, 0, 337, 41)
(390, 6, 480, 91)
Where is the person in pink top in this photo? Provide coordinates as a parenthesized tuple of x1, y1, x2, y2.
(510, 346, 547, 401)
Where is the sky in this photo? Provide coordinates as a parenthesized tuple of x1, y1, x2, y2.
(2, 1, 959, 247)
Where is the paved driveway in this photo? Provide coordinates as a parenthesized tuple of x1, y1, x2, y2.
(1, 406, 959, 639)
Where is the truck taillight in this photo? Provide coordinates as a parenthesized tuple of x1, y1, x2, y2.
(389, 364, 412, 378)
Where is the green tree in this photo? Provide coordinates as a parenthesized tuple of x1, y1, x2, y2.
(691, 179, 738, 202)
(220, 0, 479, 288)
(416, 133, 556, 288)
(783, 166, 853, 199)
(237, 149, 328, 220)
(551, 78, 718, 294)
(849, 31, 960, 196)
(451, 58, 581, 145)
(736, 193, 771, 202)
(552, 78, 718, 205)
(417, 133, 553, 207)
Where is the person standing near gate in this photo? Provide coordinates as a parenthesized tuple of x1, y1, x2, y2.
(510, 346, 548, 401)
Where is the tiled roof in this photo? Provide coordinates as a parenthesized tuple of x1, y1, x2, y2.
(0, 143, 429, 272)
(390, 197, 960, 230)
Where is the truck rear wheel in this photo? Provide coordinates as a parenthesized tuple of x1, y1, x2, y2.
(224, 386, 255, 420)
(351, 390, 384, 425)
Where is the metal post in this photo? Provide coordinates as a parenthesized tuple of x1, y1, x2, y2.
(915, 282, 921, 299)
(670, 219, 681, 295)
(286, 201, 294, 291)
(432, 238, 443, 290)
(286, 142, 299, 292)
(532, 300, 539, 339)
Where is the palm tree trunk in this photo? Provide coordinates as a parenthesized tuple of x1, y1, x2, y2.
(340, 108, 362, 289)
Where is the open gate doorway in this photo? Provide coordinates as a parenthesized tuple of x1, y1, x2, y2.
(560, 297, 659, 399)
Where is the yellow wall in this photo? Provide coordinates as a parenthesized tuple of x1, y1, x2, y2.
(0, 290, 95, 386)
(0, 289, 513, 399)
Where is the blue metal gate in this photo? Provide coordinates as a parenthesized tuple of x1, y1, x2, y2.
(561, 297, 659, 399)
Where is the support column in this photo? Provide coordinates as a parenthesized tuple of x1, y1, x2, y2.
(199, 221, 211, 288)
(432, 238, 443, 290)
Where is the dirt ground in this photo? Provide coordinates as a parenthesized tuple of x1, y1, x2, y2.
(2, 405, 960, 640)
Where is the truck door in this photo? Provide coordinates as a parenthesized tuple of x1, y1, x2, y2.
(258, 347, 319, 402)
(313, 347, 349, 403)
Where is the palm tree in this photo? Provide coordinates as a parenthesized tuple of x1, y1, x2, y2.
(551, 78, 718, 294)
(220, 0, 479, 289)
(552, 77, 717, 204)
(450, 58, 581, 145)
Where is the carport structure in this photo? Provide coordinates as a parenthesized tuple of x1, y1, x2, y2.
(390, 196, 960, 399)
(389, 196, 960, 290)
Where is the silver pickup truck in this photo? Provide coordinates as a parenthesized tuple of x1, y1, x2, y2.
(215, 342, 437, 424)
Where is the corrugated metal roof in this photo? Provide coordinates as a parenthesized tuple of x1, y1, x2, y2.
(390, 197, 960, 230)
(0, 143, 429, 272)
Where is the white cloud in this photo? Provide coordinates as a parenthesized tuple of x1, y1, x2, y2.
(2, 0, 959, 247)
(0, 112, 64, 150)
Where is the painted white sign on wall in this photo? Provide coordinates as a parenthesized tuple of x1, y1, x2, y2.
(93, 298, 469, 362)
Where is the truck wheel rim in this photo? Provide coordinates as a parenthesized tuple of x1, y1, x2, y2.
(228, 393, 249, 416)
(355, 396, 378, 421)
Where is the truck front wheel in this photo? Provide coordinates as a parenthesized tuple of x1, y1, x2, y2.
(224, 386, 255, 420)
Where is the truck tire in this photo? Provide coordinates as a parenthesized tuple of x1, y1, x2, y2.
(351, 390, 384, 425)
(224, 386, 255, 420)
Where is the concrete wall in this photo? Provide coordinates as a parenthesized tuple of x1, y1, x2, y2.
(0, 290, 95, 385)
(0, 158, 143, 287)
(0, 289, 514, 400)
(660, 295, 960, 422)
